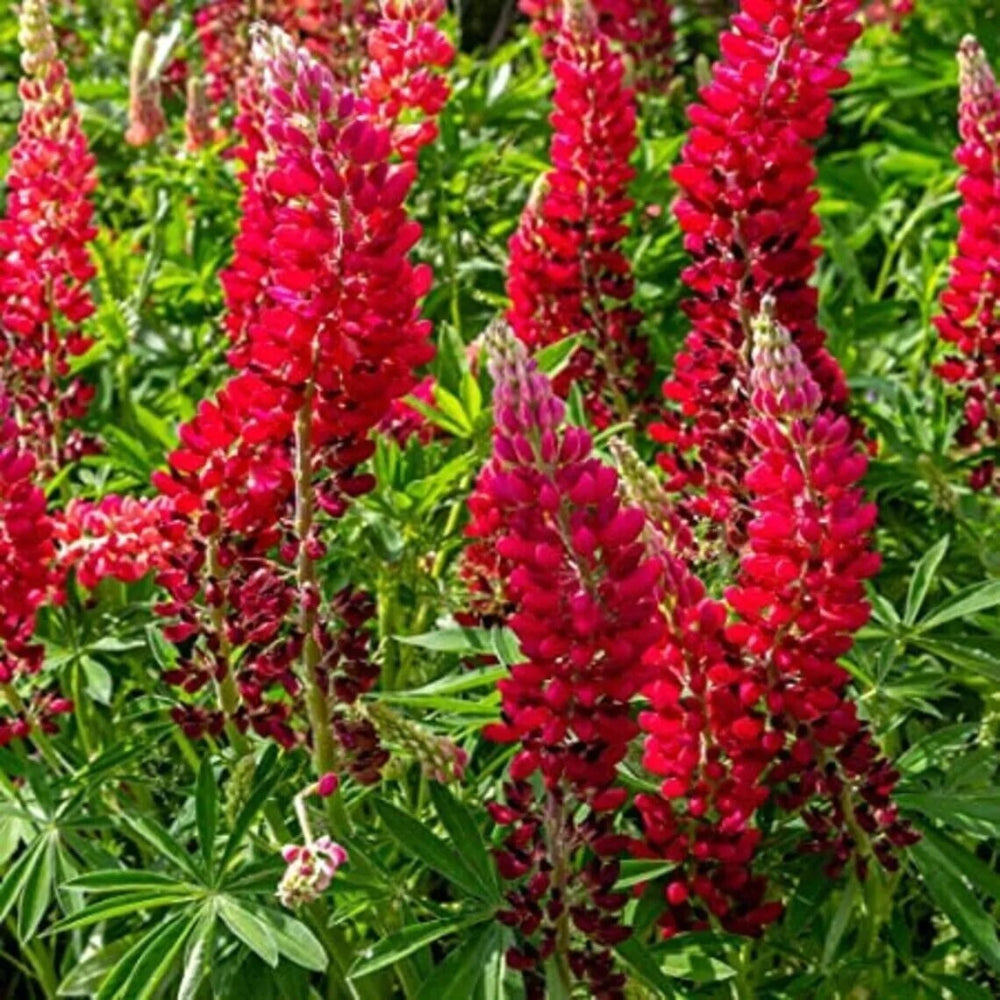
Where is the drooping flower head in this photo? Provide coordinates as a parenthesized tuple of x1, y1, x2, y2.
(184, 75, 218, 152)
(507, 0, 649, 429)
(933, 36, 1000, 491)
(651, 0, 862, 536)
(0, 0, 98, 471)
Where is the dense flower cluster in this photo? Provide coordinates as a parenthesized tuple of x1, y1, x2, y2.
(520, 0, 674, 89)
(631, 304, 912, 938)
(470, 324, 664, 998)
(55, 495, 178, 590)
(153, 24, 442, 764)
(507, 0, 649, 430)
(933, 37, 1000, 491)
(651, 0, 862, 536)
(0, 398, 68, 748)
(361, 0, 455, 159)
(0, 0, 98, 471)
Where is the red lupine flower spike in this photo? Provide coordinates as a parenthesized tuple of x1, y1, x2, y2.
(933, 36, 1000, 491)
(507, 2, 649, 429)
(0, 0, 98, 471)
(55, 495, 180, 590)
(651, 0, 862, 537)
(0, 395, 65, 748)
(153, 23, 437, 763)
(470, 323, 664, 997)
(728, 306, 914, 874)
(614, 439, 777, 937)
(520, 0, 674, 90)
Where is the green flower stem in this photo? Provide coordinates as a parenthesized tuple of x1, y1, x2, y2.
(293, 392, 351, 839)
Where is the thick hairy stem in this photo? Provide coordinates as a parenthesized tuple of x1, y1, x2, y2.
(293, 390, 351, 837)
(545, 793, 575, 995)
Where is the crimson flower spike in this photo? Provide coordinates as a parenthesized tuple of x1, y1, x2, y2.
(651, 0, 862, 539)
(520, 0, 674, 90)
(0, 396, 69, 750)
(469, 322, 664, 1000)
(0, 0, 99, 473)
(149, 23, 436, 784)
(933, 36, 1000, 492)
(728, 305, 916, 879)
(507, 0, 649, 430)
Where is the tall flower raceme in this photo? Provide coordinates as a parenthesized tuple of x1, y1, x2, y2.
(626, 304, 913, 940)
(727, 304, 914, 875)
(0, 0, 98, 473)
(507, 0, 650, 431)
(469, 324, 665, 999)
(933, 37, 1000, 492)
(650, 0, 863, 537)
(0, 397, 70, 749)
(520, 0, 674, 90)
(152, 25, 439, 784)
(614, 440, 779, 939)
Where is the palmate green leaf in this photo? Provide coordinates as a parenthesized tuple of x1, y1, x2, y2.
(96, 914, 192, 1000)
(177, 905, 216, 1000)
(414, 924, 507, 1000)
(395, 626, 497, 653)
(374, 799, 490, 900)
(897, 791, 1000, 830)
(916, 579, 1000, 632)
(121, 814, 202, 880)
(614, 937, 678, 996)
(18, 833, 57, 941)
(911, 838, 1000, 974)
(911, 638, 1000, 682)
(255, 907, 328, 972)
(46, 893, 198, 935)
(382, 664, 507, 699)
(220, 744, 282, 873)
(218, 897, 280, 968)
(65, 870, 192, 894)
(429, 783, 501, 902)
(0, 836, 46, 926)
(904, 534, 949, 624)
(57, 937, 139, 997)
(916, 826, 1000, 901)
(195, 757, 218, 878)
(350, 914, 488, 980)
